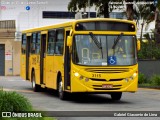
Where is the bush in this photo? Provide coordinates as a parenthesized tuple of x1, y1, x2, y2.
(0, 90, 44, 120)
(150, 75, 160, 86)
(0, 90, 32, 112)
(138, 73, 148, 84)
(138, 42, 160, 60)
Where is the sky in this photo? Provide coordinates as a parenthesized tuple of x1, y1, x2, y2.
(0, 0, 75, 30)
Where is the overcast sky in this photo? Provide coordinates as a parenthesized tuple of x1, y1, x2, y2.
(0, 0, 85, 30)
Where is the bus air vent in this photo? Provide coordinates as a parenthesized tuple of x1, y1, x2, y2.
(85, 68, 129, 73)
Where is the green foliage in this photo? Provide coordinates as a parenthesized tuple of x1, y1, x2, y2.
(138, 73, 160, 87)
(138, 73, 148, 84)
(138, 42, 160, 60)
(0, 90, 44, 120)
(150, 74, 160, 86)
(0, 91, 32, 112)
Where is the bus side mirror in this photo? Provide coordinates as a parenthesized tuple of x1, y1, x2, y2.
(67, 36, 72, 46)
(137, 40, 140, 51)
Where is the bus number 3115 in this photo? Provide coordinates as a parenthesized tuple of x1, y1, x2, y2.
(92, 74, 101, 78)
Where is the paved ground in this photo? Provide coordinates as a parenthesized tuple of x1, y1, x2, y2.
(0, 76, 160, 120)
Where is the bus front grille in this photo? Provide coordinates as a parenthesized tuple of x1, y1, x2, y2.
(85, 68, 129, 73)
(90, 78, 124, 82)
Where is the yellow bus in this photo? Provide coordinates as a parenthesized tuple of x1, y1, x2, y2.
(21, 18, 140, 100)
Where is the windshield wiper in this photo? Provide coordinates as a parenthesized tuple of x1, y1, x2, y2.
(112, 32, 124, 49)
(89, 32, 102, 49)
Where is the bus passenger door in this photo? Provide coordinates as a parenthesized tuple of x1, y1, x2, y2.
(26, 33, 32, 80)
(40, 31, 47, 85)
(64, 29, 71, 91)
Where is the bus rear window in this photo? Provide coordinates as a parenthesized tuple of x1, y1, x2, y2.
(75, 21, 135, 32)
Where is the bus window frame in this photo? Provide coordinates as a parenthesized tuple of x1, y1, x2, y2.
(30, 33, 36, 54)
(54, 28, 64, 56)
(35, 32, 41, 54)
(47, 29, 56, 56)
(47, 28, 65, 56)
(22, 34, 27, 54)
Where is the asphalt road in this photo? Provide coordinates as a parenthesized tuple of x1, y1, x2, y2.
(0, 76, 160, 120)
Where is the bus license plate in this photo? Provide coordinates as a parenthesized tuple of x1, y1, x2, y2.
(102, 84, 113, 88)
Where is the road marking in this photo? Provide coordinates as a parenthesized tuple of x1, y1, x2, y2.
(3, 88, 34, 93)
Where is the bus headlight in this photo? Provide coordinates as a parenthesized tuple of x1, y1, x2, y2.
(73, 71, 89, 81)
(74, 72, 79, 77)
(130, 72, 137, 80)
(133, 73, 137, 78)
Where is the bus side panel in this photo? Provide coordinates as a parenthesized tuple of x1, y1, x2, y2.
(29, 55, 41, 84)
(20, 54, 26, 80)
(45, 56, 56, 88)
(45, 56, 63, 89)
(35, 55, 41, 85)
(29, 56, 32, 81)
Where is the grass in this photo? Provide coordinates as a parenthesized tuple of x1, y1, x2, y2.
(44, 117, 57, 120)
(0, 89, 57, 120)
(0, 90, 32, 112)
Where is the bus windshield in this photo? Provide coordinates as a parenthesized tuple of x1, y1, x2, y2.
(72, 34, 137, 66)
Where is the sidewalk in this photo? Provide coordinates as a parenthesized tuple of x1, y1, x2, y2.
(0, 76, 22, 80)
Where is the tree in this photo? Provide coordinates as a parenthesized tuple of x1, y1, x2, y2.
(155, 0, 160, 43)
(135, 4, 155, 42)
(68, 0, 111, 18)
(68, 0, 143, 20)
(125, 0, 134, 20)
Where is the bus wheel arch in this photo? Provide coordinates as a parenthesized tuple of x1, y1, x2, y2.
(31, 69, 40, 92)
(57, 72, 67, 100)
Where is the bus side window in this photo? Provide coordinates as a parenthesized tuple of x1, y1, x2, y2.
(31, 33, 36, 54)
(55, 29, 64, 55)
(22, 34, 26, 54)
(35, 32, 40, 54)
(47, 30, 56, 55)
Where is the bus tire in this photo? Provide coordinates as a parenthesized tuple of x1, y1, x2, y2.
(58, 76, 67, 100)
(31, 71, 41, 92)
(111, 92, 122, 100)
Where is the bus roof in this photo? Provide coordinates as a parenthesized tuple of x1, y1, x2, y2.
(22, 18, 136, 33)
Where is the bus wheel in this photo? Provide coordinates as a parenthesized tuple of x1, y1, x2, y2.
(111, 92, 122, 100)
(58, 76, 67, 100)
(31, 71, 40, 92)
